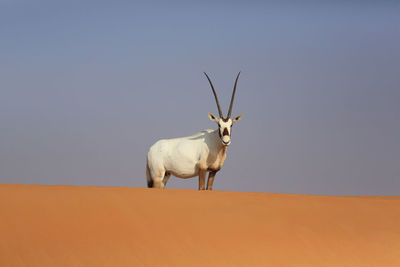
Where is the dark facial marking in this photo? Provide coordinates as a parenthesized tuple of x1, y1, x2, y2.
(222, 118, 229, 122)
(223, 128, 229, 136)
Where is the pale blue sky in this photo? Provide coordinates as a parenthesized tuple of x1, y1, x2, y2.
(1, 1, 399, 195)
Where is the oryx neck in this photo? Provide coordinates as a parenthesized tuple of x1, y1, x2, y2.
(213, 129, 228, 152)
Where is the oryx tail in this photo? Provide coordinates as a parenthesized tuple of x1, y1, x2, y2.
(146, 159, 153, 188)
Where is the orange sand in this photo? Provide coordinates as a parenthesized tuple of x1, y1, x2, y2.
(0, 184, 399, 266)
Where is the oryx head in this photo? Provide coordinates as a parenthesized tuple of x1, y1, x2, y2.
(204, 72, 243, 146)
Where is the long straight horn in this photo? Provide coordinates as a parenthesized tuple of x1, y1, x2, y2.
(227, 72, 240, 118)
(204, 72, 223, 118)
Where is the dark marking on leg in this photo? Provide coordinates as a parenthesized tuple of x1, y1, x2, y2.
(198, 170, 206, 190)
(207, 171, 217, 190)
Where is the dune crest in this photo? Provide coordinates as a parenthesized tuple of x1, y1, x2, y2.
(0, 184, 399, 266)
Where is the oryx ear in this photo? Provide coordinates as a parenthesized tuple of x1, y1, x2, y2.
(208, 112, 219, 122)
(232, 114, 243, 123)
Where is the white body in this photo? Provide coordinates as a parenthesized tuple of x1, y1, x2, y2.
(146, 129, 228, 189)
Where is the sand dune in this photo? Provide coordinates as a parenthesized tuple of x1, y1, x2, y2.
(0, 184, 399, 266)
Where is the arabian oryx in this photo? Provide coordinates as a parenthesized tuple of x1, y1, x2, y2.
(146, 72, 243, 190)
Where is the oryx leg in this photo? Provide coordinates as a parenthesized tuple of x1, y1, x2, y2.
(198, 170, 206, 190)
(206, 171, 217, 190)
(153, 175, 163, 188)
(162, 172, 171, 188)
(152, 169, 166, 189)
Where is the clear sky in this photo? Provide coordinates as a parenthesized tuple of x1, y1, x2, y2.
(1, 0, 399, 195)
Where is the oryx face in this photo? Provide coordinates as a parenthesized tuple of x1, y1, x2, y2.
(204, 72, 243, 146)
(208, 114, 243, 146)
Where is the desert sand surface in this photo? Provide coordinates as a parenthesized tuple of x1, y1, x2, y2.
(1, 184, 399, 266)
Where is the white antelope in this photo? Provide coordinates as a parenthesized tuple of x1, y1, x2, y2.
(146, 72, 243, 190)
